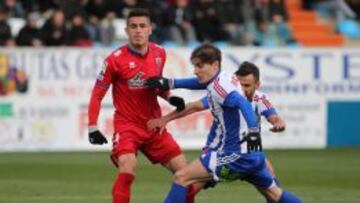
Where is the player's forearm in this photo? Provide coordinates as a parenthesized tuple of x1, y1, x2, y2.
(163, 101, 205, 123)
(268, 115, 286, 128)
(267, 115, 281, 126)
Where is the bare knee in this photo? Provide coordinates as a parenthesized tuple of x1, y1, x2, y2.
(173, 169, 189, 185)
(118, 154, 137, 174)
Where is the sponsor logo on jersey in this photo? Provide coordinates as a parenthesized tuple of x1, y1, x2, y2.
(127, 72, 146, 89)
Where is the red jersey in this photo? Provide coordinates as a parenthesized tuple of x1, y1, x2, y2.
(88, 43, 168, 131)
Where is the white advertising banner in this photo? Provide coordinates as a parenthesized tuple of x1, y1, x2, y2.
(0, 48, 359, 151)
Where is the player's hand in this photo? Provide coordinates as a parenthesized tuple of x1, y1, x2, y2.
(89, 129, 108, 145)
(147, 118, 166, 134)
(244, 132, 262, 152)
(269, 121, 286, 132)
(168, 95, 185, 111)
(144, 77, 171, 91)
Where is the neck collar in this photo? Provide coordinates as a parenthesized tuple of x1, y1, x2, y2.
(127, 44, 149, 57)
(206, 69, 221, 86)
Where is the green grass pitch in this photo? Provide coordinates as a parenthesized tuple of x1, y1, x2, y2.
(0, 148, 360, 203)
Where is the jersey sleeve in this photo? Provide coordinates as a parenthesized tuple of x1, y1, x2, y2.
(211, 76, 238, 105)
(200, 96, 210, 109)
(88, 57, 114, 126)
(223, 91, 259, 130)
(214, 75, 258, 130)
(173, 77, 207, 90)
(157, 47, 170, 99)
(257, 94, 277, 118)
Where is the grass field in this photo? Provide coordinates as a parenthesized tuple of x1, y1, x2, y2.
(1, 148, 360, 203)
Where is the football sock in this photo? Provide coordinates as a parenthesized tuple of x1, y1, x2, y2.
(164, 182, 188, 203)
(277, 190, 302, 203)
(265, 177, 281, 203)
(112, 173, 135, 203)
(185, 184, 201, 203)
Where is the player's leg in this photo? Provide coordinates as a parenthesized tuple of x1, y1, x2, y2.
(163, 153, 206, 203)
(142, 129, 205, 203)
(245, 154, 302, 203)
(111, 132, 140, 203)
(260, 186, 303, 203)
(263, 158, 281, 203)
(266, 158, 281, 186)
(165, 158, 213, 203)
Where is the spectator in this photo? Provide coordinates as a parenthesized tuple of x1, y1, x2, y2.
(40, 9, 68, 46)
(253, 0, 270, 24)
(68, 13, 92, 46)
(253, 19, 277, 47)
(269, 13, 294, 45)
(2, 0, 26, 18)
(217, 0, 245, 45)
(0, 6, 14, 46)
(109, 0, 145, 18)
(268, 0, 288, 21)
(85, 0, 109, 20)
(20, 0, 57, 13)
(192, 0, 228, 42)
(58, 0, 86, 20)
(99, 11, 116, 46)
(165, 0, 197, 46)
(16, 12, 43, 46)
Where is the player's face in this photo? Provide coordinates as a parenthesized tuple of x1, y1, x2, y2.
(125, 16, 152, 48)
(192, 58, 219, 84)
(237, 74, 260, 100)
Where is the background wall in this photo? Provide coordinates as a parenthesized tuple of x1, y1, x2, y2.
(0, 47, 359, 151)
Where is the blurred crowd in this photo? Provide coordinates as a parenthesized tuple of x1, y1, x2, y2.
(0, 0, 359, 48)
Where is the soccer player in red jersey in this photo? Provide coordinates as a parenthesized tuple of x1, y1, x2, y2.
(87, 9, 195, 203)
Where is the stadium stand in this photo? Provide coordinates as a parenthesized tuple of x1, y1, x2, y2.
(0, 0, 359, 47)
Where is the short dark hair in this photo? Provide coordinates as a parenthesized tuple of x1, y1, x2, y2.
(235, 61, 260, 81)
(190, 43, 221, 65)
(126, 8, 151, 24)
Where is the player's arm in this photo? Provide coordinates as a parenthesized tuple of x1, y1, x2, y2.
(88, 60, 114, 145)
(224, 91, 258, 130)
(147, 97, 208, 133)
(145, 76, 207, 91)
(224, 91, 262, 152)
(267, 115, 286, 132)
(258, 94, 286, 132)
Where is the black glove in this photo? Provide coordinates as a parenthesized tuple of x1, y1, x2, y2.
(244, 132, 262, 152)
(89, 130, 108, 145)
(145, 77, 171, 91)
(168, 95, 185, 111)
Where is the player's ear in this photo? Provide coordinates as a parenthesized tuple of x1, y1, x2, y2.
(256, 80, 261, 89)
(148, 24, 153, 35)
(125, 26, 129, 37)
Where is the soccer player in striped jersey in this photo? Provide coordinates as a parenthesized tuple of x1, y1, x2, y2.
(145, 44, 302, 203)
(147, 61, 285, 202)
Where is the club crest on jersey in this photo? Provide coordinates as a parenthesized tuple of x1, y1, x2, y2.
(129, 61, 136, 69)
(155, 57, 162, 68)
(127, 72, 145, 89)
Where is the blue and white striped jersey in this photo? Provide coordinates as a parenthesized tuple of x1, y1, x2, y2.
(200, 71, 259, 154)
(239, 90, 277, 138)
